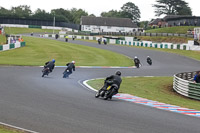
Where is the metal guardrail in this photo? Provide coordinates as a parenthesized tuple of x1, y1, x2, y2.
(90, 32, 194, 38)
(173, 71, 200, 100)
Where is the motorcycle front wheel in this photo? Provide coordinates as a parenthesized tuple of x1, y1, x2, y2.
(95, 91, 100, 98)
(104, 88, 116, 100)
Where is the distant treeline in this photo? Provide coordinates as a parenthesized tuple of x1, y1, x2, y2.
(0, 2, 141, 24)
(0, 5, 92, 24)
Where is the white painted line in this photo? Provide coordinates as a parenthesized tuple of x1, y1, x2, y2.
(0, 122, 39, 133)
(81, 76, 156, 92)
(82, 79, 98, 92)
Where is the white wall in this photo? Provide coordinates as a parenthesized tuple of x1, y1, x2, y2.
(3, 44, 9, 51)
(15, 42, 21, 48)
(82, 25, 137, 33)
(1, 24, 28, 28)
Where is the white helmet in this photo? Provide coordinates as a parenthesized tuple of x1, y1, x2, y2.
(147, 56, 150, 58)
(135, 56, 137, 58)
(72, 61, 75, 64)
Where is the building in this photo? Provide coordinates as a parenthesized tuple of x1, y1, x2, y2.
(148, 18, 166, 28)
(149, 15, 200, 27)
(80, 16, 138, 33)
(163, 15, 200, 26)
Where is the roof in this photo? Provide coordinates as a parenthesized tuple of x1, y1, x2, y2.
(81, 16, 137, 28)
(163, 15, 200, 21)
(149, 18, 162, 25)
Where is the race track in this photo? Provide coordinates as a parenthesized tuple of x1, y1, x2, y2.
(1, 36, 200, 133)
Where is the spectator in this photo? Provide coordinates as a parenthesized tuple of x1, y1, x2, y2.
(194, 71, 200, 83)
(173, 22, 176, 26)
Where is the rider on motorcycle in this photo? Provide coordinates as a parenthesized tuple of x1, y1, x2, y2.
(63, 61, 76, 78)
(99, 71, 122, 95)
(147, 56, 152, 65)
(103, 39, 107, 45)
(44, 59, 55, 73)
(134, 56, 140, 68)
(98, 38, 101, 44)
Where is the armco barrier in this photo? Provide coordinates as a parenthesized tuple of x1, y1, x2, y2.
(173, 71, 200, 100)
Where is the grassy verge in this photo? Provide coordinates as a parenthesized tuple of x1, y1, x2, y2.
(0, 36, 134, 66)
(4, 27, 59, 34)
(145, 26, 197, 34)
(76, 39, 98, 43)
(0, 34, 6, 45)
(0, 125, 23, 133)
(137, 36, 192, 44)
(87, 77, 200, 110)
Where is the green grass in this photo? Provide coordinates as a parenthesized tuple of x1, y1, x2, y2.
(0, 36, 134, 66)
(88, 77, 200, 110)
(4, 27, 59, 34)
(145, 26, 197, 34)
(0, 34, 6, 45)
(137, 36, 192, 43)
(0, 125, 23, 133)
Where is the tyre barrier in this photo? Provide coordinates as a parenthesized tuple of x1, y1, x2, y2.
(173, 71, 200, 100)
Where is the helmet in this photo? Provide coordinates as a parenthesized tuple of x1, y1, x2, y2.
(52, 59, 55, 63)
(135, 56, 137, 59)
(147, 56, 150, 58)
(115, 71, 121, 76)
(72, 61, 75, 64)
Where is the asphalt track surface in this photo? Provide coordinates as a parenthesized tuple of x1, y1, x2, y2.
(1, 35, 200, 133)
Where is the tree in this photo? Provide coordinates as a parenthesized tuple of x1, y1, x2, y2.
(32, 8, 52, 20)
(89, 14, 96, 17)
(51, 8, 72, 22)
(11, 5, 32, 18)
(176, 5, 192, 15)
(0, 7, 12, 17)
(153, 0, 192, 16)
(121, 2, 141, 22)
(101, 10, 122, 18)
(138, 21, 149, 29)
(70, 8, 88, 24)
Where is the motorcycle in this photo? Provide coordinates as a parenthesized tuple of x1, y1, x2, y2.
(55, 34, 59, 39)
(135, 63, 140, 68)
(42, 67, 50, 77)
(98, 39, 101, 44)
(135, 62, 142, 68)
(95, 80, 118, 100)
(103, 40, 107, 45)
(147, 59, 152, 65)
